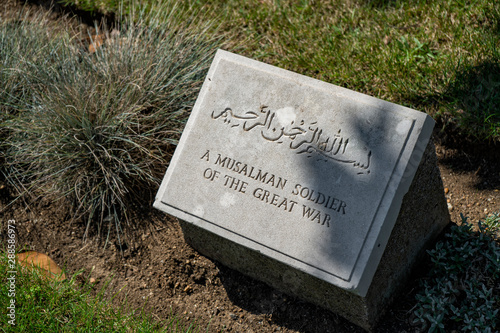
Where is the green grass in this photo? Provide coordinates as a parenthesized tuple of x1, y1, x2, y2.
(62, 0, 500, 141)
(228, 0, 500, 141)
(0, 252, 201, 332)
(216, 0, 500, 140)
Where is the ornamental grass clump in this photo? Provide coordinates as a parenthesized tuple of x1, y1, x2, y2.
(2, 4, 223, 244)
(412, 213, 500, 332)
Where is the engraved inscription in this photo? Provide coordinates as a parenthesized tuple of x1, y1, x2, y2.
(291, 184, 347, 214)
(199, 150, 349, 229)
(253, 188, 298, 213)
(214, 153, 288, 190)
(212, 106, 372, 174)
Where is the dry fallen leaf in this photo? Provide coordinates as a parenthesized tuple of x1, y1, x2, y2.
(17, 251, 66, 281)
(88, 34, 104, 54)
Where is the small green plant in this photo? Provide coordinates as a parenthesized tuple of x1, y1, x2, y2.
(482, 212, 500, 238)
(2, 3, 224, 245)
(412, 213, 500, 332)
(395, 36, 439, 67)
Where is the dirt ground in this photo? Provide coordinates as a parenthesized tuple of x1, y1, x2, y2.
(3, 130, 499, 333)
(1, 1, 500, 332)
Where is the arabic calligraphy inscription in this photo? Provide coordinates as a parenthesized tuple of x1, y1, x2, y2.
(211, 106, 372, 175)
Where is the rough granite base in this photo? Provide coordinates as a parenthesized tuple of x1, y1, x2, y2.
(178, 138, 450, 331)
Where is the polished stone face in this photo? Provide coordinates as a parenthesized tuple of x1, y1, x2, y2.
(154, 49, 434, 296)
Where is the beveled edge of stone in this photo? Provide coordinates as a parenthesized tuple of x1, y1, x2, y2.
(356, 115, 435, 296)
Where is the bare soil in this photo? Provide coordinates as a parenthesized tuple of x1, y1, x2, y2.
(3, 131, 499, 333)
(1, 2, 499, 332)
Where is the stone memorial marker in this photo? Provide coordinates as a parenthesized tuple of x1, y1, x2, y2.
(154, 50, 449, 330)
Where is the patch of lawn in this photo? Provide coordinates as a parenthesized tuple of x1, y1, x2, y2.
(63, 0, 500, 141)
(0, 252, 199, 332)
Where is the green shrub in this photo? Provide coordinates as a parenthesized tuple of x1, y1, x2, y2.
(2, 4, 223, 245)
(413, 213, 500, 332)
